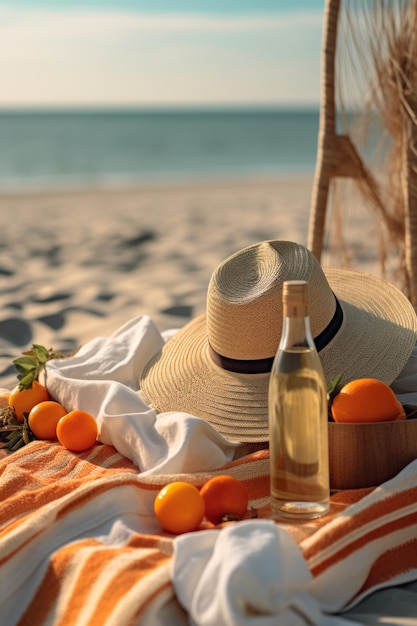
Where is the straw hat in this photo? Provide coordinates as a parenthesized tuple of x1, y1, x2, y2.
(140, 240, 417, 442)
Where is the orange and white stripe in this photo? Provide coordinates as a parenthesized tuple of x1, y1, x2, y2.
(303, 460, 417, 611)
(2, 441, 417, 624)
(0, 442, 173, 625)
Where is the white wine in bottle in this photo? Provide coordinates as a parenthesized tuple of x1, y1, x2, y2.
(268, 280, 330, 519)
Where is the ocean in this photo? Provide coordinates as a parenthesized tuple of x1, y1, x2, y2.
(0, 108, 319, 191)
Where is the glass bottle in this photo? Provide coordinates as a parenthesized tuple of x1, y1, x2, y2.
(268, 280, 330, 519)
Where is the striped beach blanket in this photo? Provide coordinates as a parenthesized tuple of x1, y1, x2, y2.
(2, 316, 417, 624)
(1, 440, 417, 625)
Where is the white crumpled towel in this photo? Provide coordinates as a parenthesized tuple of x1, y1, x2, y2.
(46, 315, 239, 475)
(172, 458, 417, 626)
(172, 519, 355, 626)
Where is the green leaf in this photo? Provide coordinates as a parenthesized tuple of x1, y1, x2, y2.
(12, 353, 39, 390)
(327, 373, 345, 403)
(17, 371, 37, 389)
(31, 344, 50, 364)
(13, 356, 38, 374)
(10, 343, 73, 391)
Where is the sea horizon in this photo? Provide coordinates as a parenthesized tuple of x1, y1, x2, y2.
(0, 106, 320, 192)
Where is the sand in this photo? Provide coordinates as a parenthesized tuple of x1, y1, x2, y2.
(0, 174, 381, 390)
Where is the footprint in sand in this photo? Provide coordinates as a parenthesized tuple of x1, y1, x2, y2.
(0, 317, 32, 347)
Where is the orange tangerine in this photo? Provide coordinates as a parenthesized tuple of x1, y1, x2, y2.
(331, 378, 406, 423)
(8, 380, 50, 422)
(28, 400, 68, 440)
(56, 409, 98, 452)
(154, 482, 205, 534)
(200, 475, 249, 524)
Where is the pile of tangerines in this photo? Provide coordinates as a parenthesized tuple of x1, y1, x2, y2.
(7, 380, 97, 452)
(154, 475, 250, 535)
(0, 344, 98, 453)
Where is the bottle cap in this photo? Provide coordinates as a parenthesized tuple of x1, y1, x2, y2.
(282, 280, 308, 304)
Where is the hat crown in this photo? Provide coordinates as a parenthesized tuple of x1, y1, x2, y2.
(207, 240, 336, 361)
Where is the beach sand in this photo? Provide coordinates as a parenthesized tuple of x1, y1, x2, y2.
(0, 174, 382, 389)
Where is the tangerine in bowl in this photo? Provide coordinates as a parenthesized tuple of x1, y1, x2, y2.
(331, 377, 405, 423)
(328, 378, 417, 490)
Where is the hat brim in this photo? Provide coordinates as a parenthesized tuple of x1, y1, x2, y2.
(140, 268, 417, 443)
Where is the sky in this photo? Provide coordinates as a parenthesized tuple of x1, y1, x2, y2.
(1, 1, 325, 109)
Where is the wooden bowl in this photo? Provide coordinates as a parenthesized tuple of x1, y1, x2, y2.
(329, 406, 417, 490)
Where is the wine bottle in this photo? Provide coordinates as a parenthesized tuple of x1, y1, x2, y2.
(268, 280, 330, 519)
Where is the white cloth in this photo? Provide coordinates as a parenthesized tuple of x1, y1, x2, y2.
(172, 520, 357, 626)
(390, 342, 417, 405)
(172, 458, 417, 626)
(46, 315, 239, 475)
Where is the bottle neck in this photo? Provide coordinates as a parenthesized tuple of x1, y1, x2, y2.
(280, 304, 315, 350)
(283, 301, 308, 319)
